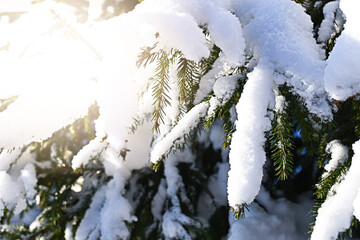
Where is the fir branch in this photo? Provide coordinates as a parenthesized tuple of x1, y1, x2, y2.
(270, 111, 295, 180)
(352, 100, 360, 138)
(0, 96, 18, 113)
(202, 75, 246, 149)
(199, 45, 220, 76)
(150, 102, 209, 167)
(315, 159, 351, 200)
(129, 116, 143, 134)
(176, 56, 199, 107)
(136, 43, 159, 68)
(151, 50, 171, 133)
(279, 85, 320, 155)
(230, 203, 250, 220)
(317, 134, 331, 168)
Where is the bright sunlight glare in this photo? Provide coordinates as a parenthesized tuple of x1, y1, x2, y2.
(0, 1, 101, 148)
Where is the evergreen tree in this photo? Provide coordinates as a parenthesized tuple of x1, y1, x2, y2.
(0, 0, 359, 239)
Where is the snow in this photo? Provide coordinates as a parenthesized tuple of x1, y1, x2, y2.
(213, 75, 239, 102)
(72, 137, 106, 169)
(65, 222, 74, 240)
(314, 1, 322, 9)
(324, 140, 348, 173)
(137, 11, 210, 62)
(0, 4, 98, 149)
(88, 0, 107, 21)
(76, 186, 106, 240)
(76, 176, 138, 240)
(228, 61, 274, 208)
(156, 67, 181, 136)
(162, 210, 199, 240)
(311, 140, 360, 240)
(19, 163, 37, 204)
(150, 102, 209, 163)
(0, 148, 23, 171)
(324, 0, 360, 101)
(151, 179, 167, 221)
(0, 171, 21, 209)
(0, 0, 360, 239)
(354, 191, 360, 222)
(232, 0, 332, 120)
(161, 150, 200, 240)
(209, 122, 226, 151)
(274, 88, 286, 113)
(137, 0, 246, 64)
(228, 188, 313, 240)
(318, 1, 339, 43)
(0, 0, 30, 13)
(0, 147, 38, 217)
(208, 162, 229, 205)
(194, 58, 225, 104)
(100, 179, 137, 240)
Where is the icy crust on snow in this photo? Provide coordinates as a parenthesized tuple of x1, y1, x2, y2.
(228, 188, 312, 240)
(318, 1, 339, 43)
(231, 0, 332, 120)
(228, 62, 274, 207)
(311, 140, 360, 240)
(324, 0, 360, 101)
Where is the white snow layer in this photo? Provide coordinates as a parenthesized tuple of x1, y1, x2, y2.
(228, 62, 274, 207)
(231, 0, 332, 120)
(324, 0, 360, 101)
(150, 102, 209, 163)
(136, 0, 246, 64)
(75, 186, 106, 240)
(72, 137, 107, 169)
(0, 148, 37, 218)
(311, 140, 360, 240)
(213, 75, 239, 102)
(194, 58, 226, 104)
(1, 0, 360, 239)
(324, 140, 348, 173)
(318, 1, 339, 43)
(162, 150, 199, 240)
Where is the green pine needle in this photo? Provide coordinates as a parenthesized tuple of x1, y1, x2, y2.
(176, 56, 198, 107)
(315, 159, 351, 200)
(151, 51, 171, 133)
(270, 111, 295, 180)
(136, 43, 159, 68)
(230, 203, 250, 220)
(151, 160, 162, 172)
